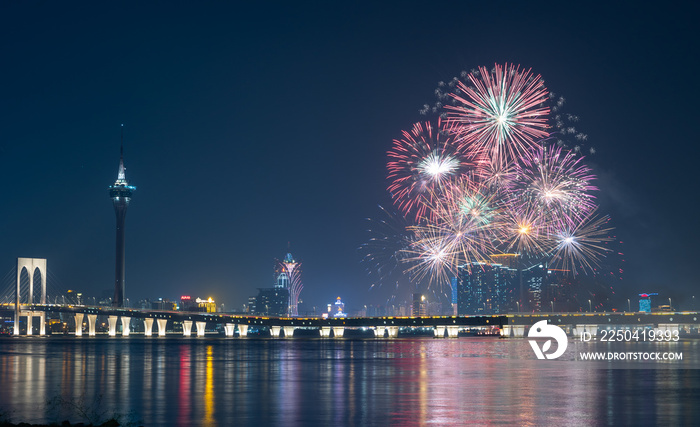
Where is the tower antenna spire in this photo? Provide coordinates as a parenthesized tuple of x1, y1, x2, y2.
(120, 124, 124, 158)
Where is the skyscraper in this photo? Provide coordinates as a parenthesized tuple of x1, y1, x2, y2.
(108, 126, 135, 307)
(276, 252, 302, 317)
(457, 262, 518, 315)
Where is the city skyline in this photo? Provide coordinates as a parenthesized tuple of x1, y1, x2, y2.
(1, 3, 697, 312)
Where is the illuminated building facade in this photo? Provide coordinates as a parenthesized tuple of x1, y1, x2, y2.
(274, 252, 303, 316)
(457, 262, 518, 315)
(196, 297, 217, 313)
(451, 277, 458, 315)
(411, 293, 428, 316)
(639, 293, 657, 313)
(177, 296, 216, 312)
(333, 297, 347, 318)
(108, 126, 136, 308)
(523, 264, 545, 311)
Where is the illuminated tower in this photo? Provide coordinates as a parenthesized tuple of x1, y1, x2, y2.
(277, 252, 302, 317)
(109, 126, 136, 307)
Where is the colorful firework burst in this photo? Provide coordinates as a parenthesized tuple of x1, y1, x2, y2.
(498, 201, 551, 257)
(549, 211, 613, 275)
(444, 63, 550, 163)
(387, 120, 473, 221)
(514, 143, 597, 228)
(371, 63, 614, 290)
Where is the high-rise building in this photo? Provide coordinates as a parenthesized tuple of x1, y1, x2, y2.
(276, 252, 303, 317)
(108, 126, 136, 308)
(411, 293, 428, 317)
(251, 288, 289, 317)
(451, 277, 458, 315)
(457, 262, 518, 315)
(522, 263, 545, 312)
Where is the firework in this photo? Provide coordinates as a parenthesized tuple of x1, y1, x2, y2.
(549, 211, 613, 275)
(498, 201, 551, 257)
(387, 120, 473, 220)
(403, 178, 501, 285)
(359, 205, 414, 289)
(402, 223, 457, 288)
(444, 63, 550, 163)
(373, 63, 613, 290)
(475, 156, 516, 192)
(548, 92, 594, 155)
(515, 143, 597, 228)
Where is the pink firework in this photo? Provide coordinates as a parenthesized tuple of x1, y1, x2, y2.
(387, 120, 473, 221)
(515, 143, 597, 229)
(445, 63, 550, 164)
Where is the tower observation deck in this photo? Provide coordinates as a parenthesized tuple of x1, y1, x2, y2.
(109, 126, 136, 307)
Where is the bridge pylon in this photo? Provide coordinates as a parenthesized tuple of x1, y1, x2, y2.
(14, 258, 47, 336)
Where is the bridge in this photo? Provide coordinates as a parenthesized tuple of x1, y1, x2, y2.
(3, 258, 699, 339)
(4, 303, 700, 339)
(4, 302, 505, 338)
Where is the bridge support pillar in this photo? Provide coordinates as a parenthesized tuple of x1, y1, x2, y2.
(87, 314, 97, 336)
(446, 325, 459, 338)
(121, 317, 131, 336)
(434, 326, 446, 338)
(320, 326, 331, 338)
(26, 313, 33, 335)
(108, 316, 118, 336)
(387, 326, 399, 338)
(224, 323, 235, 337)
(196, 321, 206, 337)
(144, 318, 154, 336)
(510, 325, 526, 337)
(182, 320, 193, 336)
(13, 310, 19, 336)
(74, 313, 84, 336)
(374, 326, 386, 338)
(85, 314, 96, 336)
(270, 326, 281, 338)
(332, 327, 345, 338)
(38, 312, 46, 336)
(238, 324, 248, 337)
(283, 326, 295, 338)
(157, 319, 168, 336)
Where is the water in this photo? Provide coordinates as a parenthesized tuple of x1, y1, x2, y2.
(1, 336, 699, 426)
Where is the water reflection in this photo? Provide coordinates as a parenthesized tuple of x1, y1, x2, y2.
(0, 337, 699, 425)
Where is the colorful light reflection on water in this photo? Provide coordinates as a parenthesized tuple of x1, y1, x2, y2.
(0, 337, 699, 426)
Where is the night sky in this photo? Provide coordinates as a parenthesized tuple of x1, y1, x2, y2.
(1, 2, 698, 312)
